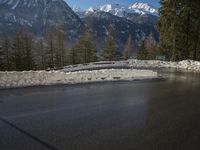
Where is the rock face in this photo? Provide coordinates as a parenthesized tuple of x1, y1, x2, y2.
(0, 0, 83, 40)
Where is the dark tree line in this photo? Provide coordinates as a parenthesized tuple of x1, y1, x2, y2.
(1, 26, 136, 71)
(70, 30, 97, 64)
(0, 26, 119, 71)
(0, 27, 68, 71)
(0, 24, 159, 71)
(157, 0, 200, 61)
(0, 30, 34, 71)
(137, 0, 200, 61)
(1, 1, 198, 71)
(137, 33, 156, 60)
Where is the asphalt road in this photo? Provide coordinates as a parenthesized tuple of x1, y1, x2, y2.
(0, 71, 200, 150)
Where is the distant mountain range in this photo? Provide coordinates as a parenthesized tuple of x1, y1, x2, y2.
(0, 0, 159, 52)
(73, 2, 159, 51)
(83, 11, 158, 53)
(73, 3, 158, 18)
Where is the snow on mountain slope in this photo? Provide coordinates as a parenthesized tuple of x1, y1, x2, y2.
(0, 0, 49, 9)
(0, 0, 83, 40)
(99, 4, 127, 17)
(128, 2, 158, 16)
(74, 2, 158, 18)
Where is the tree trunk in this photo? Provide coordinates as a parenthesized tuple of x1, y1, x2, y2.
(193, 28, 200, 60)
(171, 0, 177, 61)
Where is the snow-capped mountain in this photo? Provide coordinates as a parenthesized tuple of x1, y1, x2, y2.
(128, 2, 158, 16)
(72, 6, 85, 18)
(83, 11, 158, 51)
(0, 0, 83, 41)
(72, 2, 159, 51)
(74, 2, 158, 18)
(98, 4, 128, 17)
(0, 0, 159, 52)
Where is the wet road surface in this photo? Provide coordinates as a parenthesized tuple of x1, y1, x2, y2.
(0, 71, 200, 150)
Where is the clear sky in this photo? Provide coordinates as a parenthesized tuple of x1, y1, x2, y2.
(65, 0, 160, 9)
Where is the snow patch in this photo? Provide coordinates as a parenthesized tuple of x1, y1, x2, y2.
(129, 60, 200, 72)
(11, 0, 20, 9)
(63, 60, 200, 73)
(0, 69, 157, 89)
(74, 2, 158, 18)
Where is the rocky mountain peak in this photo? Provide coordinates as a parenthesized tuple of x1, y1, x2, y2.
(128, 2, 158, 15)
(0, 0, 83, 41)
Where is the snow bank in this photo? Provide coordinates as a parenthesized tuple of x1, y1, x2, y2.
(63, 61, 128, 72)
(0, 69, 157, 89)
(63, 60, 200, 73)
(1, 59, 199, 89)
(129, 59, 200, 72)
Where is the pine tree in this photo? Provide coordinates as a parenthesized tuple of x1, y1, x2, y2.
(73, 30, 96, 64)
(11, 32, 23, 70)
(21, 30, 34, 70)
(1, 34, 10, 70)
(0, 43, 3, 70)
(188, 0, 200, 60)
(124, 35, 133, 60)
(102, 36, 117, 61)
(55, 25, 66, 67)
(45, 28, 55, 68)
(36, 39, 47, 70)
(157, 0, 177, 60)
(69, 47, 78, 64)
(10, 30, 35, 71)
(158, 0, 200, 61)
(137, 40, 148, 60)
(145, 33, 156, 59)
(102, 25, 118, 61)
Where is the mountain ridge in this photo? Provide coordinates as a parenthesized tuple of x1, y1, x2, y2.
(0, 0, 83, 42)
(0, 0, 159, 52)
(73, 2, 159, 18)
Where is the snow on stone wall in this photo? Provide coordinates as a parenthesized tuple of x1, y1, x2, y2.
(129, 60, 200, 72)
(0, 69, 157, 89)
(63, 60, 200, 73)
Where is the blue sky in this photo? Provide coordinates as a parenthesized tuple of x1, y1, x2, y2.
(65, 0, 160, 9)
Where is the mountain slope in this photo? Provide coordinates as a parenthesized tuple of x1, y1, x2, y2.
(0, 0, 83, 40)
(128, 2, 158, 16)
(83, 11, 158, 52)
(74, 2, 158, 17)
(0, 1, 159, 53)
(73, 2, 159, 25)
(74, 3, 159, 52)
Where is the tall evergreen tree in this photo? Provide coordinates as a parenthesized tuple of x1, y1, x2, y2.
(69, 46, 78, 64)
(158, 0, 177, 60)
(45, 28, 55, 68)
(35, 39, 47, 70)
(21, 30, 34, 70)
(10, 30, 35, 71)
(55, 25, 66, 67)
(137, 40, 148, 60)
(1, 34, 10, 70)
(102, 25, 118, 61)
(0, 42, 3, 70)
(124, 35, 133, 60)
(102, 35, 117, 61)
(145, 33, 156, 59)
(73, 30, 96, 64)
(158, 0, 200, 61)
(11, 32, 23, 70)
